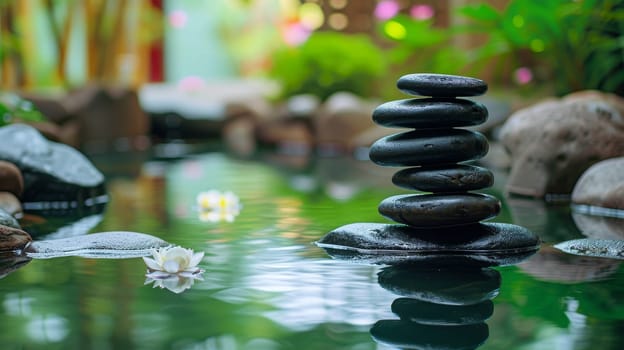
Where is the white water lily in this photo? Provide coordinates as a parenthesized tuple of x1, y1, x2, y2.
(196, 190, 242, 222)
(143, 246, 204, 277)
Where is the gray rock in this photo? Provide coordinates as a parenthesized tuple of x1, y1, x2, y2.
(572, 157, 624, 212)
(0, 208, 19, 229)
(392, 164, 493, 192)
(397, 73, 488, 97)
(372, 98, 488, 128)
(369, 129, 489, 166)
(0, 124, 106, 207)
(554, 238, 624, 260)
(378, 193, 500, 227)
(316, 222, 540, 266)
(25, 231, 169, 259)
(500, 90, 624, 197)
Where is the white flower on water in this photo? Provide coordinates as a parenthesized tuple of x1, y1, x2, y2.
(143, 246, 204, 277)
(196, 190, 242, 222)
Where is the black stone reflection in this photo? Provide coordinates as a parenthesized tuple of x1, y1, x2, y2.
(371, 265, 500, 350)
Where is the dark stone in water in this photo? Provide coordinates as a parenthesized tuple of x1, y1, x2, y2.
(378, 193, 500, 228)
(371, 320, 489, 349)
(372, 98, 488, 128)
(378, 265, 500, 305)
(392, 298, 494, 325)
(393, 164, 494, 192)
(0, 124, 107, 208)
(316, 222, 540, 267)
(0, 224, 32, 252)
(369, 129, 489, 167)
(397, 73, 488, 97)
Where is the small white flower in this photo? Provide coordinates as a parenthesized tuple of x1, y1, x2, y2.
(196, 190, 242, 222)
(143, 246, 204, 276)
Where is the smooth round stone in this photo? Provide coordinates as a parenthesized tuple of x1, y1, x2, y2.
(393, 164, 494, 192)
(378, 193, 500, 227)
(371, 320, 488, 350)
(0, 224, 32, 252)
(379, 266, 500, 305)
(369, 129, 489, 167)
(391, 298, 494, 325)
(316, 222, 541, 267)
(372, 98, 488, 128)
(397, 73, 487, 97)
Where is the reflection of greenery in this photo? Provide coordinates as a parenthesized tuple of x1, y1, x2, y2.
(380, 0, 624, 95)
(269, 32, 386, 100)
(0, 94, 45, 127)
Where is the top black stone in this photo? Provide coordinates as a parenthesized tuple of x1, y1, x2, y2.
(397, 74, 488, 97)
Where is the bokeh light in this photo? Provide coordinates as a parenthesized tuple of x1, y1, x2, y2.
(410, 4, 435, 20)
(299, 3, 324, 30)
(530, 38, 545, 52)
(168, 10, 188, 29)
(384, 20, 407, 40)
(514, 67, 533, 85)
(374, 0, 400, 20)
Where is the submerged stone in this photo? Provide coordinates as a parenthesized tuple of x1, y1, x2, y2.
(371, 320, 489, 350)
(0, 124, 106, 207)
(0, 253, 31, 279)
(392, 298, 494, 325)
(25, 231, 169, 259)
(316, 222, 540, 266)
(397, 73, 488, 97)
(392, 164, 494, 192)
(369, 129, 489, 167)
(378, 265, 500, 305)
(378, 193, 500, 227)
(372, 98, 488, 128)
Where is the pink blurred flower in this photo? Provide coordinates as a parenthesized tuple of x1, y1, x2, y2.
(178, 76, 206, 92)
(282, 22, 311, 47)
(168, 10, 188, 28)
(375, 0, 400, 20)
(514, 67, 533, 85)
(410, 4, 434, 20)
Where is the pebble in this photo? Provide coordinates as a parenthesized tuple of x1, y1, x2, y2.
(397, 73, 487, 97)
(369, 129, 489, 166)
(373, 98, 488, 128)
(0, 224, 32, 252)
(378, 193, 500, 227)
(392, 164, 494, 192)
(0, 161, 23, 197)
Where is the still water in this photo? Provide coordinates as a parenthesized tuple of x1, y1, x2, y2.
(2, 151, 624, 349)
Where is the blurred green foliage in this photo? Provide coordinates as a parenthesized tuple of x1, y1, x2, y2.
(269, 32, 386, 100)
(380, 0, 624, 96)
(0, 94, 45, 126)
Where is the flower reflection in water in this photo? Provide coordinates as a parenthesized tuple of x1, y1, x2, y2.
(144, 274, 203, 294)
(196, 190, 242, 223)
(143, 246, 205, 293)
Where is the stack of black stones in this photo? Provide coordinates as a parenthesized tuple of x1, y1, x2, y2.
(317, 73, 540, 267)
(316, 73, 541, 349)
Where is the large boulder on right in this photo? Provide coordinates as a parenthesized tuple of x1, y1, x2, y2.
(500, 90, 624, 197)
(572, 157, 624, 212)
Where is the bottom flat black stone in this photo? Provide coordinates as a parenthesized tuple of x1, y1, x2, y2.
(391, 298, 494, 325)
(316, 222, 540, 267)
